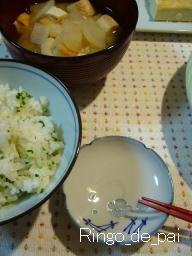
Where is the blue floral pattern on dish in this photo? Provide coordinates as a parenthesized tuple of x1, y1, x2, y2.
(83, 218, 118, 233)
(123, 217, 148, 234)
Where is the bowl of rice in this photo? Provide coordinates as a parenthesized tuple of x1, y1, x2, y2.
(0, 59, 81, 225)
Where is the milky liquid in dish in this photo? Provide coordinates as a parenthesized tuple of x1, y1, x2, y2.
(64, 138, 168, 224)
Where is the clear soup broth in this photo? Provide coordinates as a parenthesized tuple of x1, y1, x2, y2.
(13, 0, 123, 57)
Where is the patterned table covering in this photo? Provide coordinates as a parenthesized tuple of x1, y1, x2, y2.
(0, 33, 192, 256)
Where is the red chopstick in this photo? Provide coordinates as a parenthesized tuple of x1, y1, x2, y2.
(138, 197, 192, 223)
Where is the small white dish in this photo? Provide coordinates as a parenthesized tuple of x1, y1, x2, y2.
(136, 0, 192, 34)
(64, 136, 173, 245)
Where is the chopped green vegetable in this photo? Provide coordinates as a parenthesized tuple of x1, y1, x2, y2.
(0, 84, 64, 207)
(39, 120, 45, 127)
(27, 149, 34, 153)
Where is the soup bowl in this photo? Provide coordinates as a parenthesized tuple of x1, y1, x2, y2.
(0, 0, 138, 86)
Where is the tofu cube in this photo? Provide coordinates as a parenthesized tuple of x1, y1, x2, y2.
(46, 6, 68, 20)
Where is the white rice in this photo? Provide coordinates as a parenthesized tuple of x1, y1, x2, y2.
(0, 84, 64, 207)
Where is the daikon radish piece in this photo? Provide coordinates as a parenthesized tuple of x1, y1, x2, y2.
(82, 18, 106, 49)
(31, 0, 55, 21)
(31, 23, 49, 45)
(67, 7, 86, 25)
(97, 15, 119, 33)
(41, 37, 55, 56)
(67, 3, 84, 21)
(61, 31, 82, 51)
(48, 24, 63, 38)
(62, 18, 81, 32)
(56, 21, 83, 51)
(76, 0, 95, 16)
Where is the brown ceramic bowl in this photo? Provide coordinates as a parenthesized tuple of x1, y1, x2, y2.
(0, 0, 138, 86)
